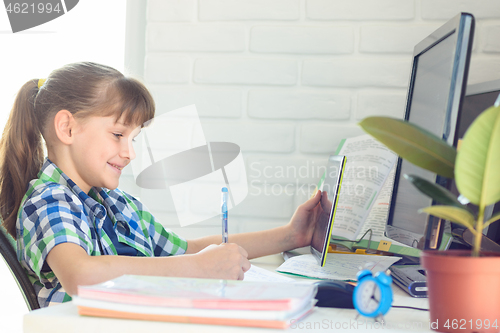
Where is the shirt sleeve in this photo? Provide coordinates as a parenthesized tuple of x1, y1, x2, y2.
(122, 191, 188, 257)
(150, 211, 188, 257)
(18, 185, 94, 283)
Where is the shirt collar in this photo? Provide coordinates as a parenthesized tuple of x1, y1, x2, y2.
(89, 188, 130, 228)
(38, 158, 105, 219)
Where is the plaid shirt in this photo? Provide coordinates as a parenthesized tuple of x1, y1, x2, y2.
(17, 159, 187, 307)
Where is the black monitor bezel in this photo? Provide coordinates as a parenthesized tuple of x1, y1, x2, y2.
(385, 13, 475, 250)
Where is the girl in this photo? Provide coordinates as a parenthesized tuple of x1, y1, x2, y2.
(0, 62, 323, 308)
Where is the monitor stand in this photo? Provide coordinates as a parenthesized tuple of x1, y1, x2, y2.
(451, 228, 500, 253)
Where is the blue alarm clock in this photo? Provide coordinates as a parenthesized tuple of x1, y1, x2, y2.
(353, 270, 393, 318)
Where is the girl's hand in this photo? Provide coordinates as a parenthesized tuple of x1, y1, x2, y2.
(286, 190, 325, 249)
(193, 243, 251, 280)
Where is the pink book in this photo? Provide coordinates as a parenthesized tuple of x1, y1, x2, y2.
(77, 275, 317, 311)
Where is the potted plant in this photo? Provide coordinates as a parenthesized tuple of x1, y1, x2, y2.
(359, 103, 500, 333)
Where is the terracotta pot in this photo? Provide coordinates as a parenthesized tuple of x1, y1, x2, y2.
(421, 250, 500, 333)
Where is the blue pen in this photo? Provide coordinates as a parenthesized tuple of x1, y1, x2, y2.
(221, 187, 228, 243)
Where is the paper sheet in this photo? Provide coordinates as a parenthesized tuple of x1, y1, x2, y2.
(244, 264, 296, 282)
(332, 135, 397, 241)
(357, 166, 396, 240)
(276, 254, 402, 281)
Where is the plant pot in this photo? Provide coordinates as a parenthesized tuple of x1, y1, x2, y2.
(421, 250, 500, 333)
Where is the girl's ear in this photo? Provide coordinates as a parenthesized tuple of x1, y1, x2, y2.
(53, 110, 76, 145)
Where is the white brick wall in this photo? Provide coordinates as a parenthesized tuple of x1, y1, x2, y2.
(247, 89, 351, 120)
(421, 0, 500, 20)
(148, 24, 246, 52)
(125, 0, 500, 238)
(200, 121, 296, 152)
(193, 57, 298, 85)
(147, 0, 196, 22)
(250, 26, 354, 54)
(144, 55, 191, 83)
(302, 59, 411, 87)
(306, 0, 415, 20)
(484, 25, 500, 53)
(360, 25, 441, 53)
(198, 0, 300, 21)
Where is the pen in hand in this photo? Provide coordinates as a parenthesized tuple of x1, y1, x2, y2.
(221, 187, 228, 243)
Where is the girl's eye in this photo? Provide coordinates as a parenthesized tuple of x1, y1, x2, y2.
(113, 133, 123, 138)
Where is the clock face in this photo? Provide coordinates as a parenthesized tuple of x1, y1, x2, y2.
(355, 280, 381, 314)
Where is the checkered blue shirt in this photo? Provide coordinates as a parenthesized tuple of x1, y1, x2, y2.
(17, 159, 187, 307)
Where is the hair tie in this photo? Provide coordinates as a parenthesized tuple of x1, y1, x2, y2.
(37, 79, 46, 89)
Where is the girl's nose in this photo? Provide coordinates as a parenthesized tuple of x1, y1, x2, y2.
(121, 138, 136, 160)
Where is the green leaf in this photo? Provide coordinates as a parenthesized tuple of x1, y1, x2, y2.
(420, 205, 476, 230)
(404, 174, 474, 215)
(359, 117, 456, 178)
(455, 105, 500, 206)
(483, 212, 500, 230)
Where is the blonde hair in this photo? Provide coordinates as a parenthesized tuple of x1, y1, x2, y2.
(0, 62, 155, 238)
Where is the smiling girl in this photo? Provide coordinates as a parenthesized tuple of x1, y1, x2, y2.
(0, 62, 322, 308)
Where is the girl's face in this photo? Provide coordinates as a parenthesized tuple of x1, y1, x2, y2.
(69, 115, 141, 193)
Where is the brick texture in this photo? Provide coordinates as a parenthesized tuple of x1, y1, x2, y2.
(356, 92, 406, 119)
(132, 0, 500, 237)
(306, 0, 415, 21)
(484, 25, 500, 53)
(199, 0, 299, 21)
(147, 0, 195, 22)
(360, 25, 441, 53)
(300, 123, 366, 154)
(144, 55, 191, 83)
(421, 0, 500, 20)
(247, 89, 351, 120)
(194, 58, 298, 85)
(150, 87, 243, 117)
(250, 26, 354, 54)
(302, 59, 411, 87)
(148, 24, 245, 52)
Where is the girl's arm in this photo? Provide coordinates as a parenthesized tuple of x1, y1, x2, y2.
(47, 190, 321, 296)
(186, 190, 323, 259)
(46, 241, 250, 296)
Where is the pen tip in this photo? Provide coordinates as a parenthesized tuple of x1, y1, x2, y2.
(222, 187, 228, 192)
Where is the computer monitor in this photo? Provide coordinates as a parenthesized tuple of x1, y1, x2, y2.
(462, 79, 500, 129)
(385, 13, 475, 250)
(449, 79, 500, 249)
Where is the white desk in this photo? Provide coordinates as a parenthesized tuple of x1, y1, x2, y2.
(23, 254, 431, 333)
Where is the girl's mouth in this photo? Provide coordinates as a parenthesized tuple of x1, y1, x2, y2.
(109, 163, 123, 171)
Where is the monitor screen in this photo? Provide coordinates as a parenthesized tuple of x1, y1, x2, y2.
(450, 80, 500, 247)
(461, 80, 500, 137)
(385, 13, 475, 249)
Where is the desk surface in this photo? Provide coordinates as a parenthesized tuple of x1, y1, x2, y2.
(23, 254, 432, 333)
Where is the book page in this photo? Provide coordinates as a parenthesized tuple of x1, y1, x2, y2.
(77, 274, 315, 302)
(276, 254, 402, 281)
(331, 135, 397, 241)
(358, 166, 396, 240)
(244, 265, 296, 282)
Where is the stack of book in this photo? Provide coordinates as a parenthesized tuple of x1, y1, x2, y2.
(74, 275, 317, 329)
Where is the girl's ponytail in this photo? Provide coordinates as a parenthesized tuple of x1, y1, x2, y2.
(0, 80, 44, 238)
